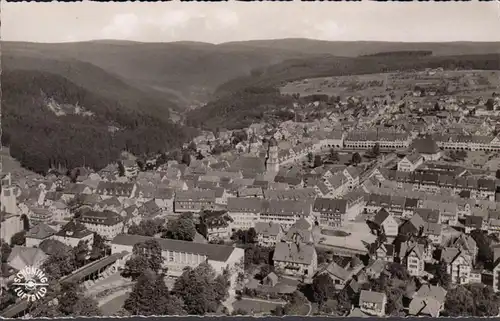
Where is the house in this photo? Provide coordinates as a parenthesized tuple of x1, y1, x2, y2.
(371, 208, 399, 239)
(399, 242, 425, 277)
(96, 182, 136, 200)
(359, 290, 387, 317)
(7, 246, 48, 271)
(273, 241, 317, 278)
(313, 198, 347, 228)
(439, 247, 473, 285)
(227, 198, 263, 230)
(463, 215, 486, 233)
(397, 153, 424, 172)
(493, 247, 500, 293)
(0, 212, 24, 244)
(25, 223, 57, 247)
(111, 234, 244, 277)
(121, 159, 139, 178)
(423, 222, 443, 245)
(202, 211, 233, 242)
(260, 200, 312, 230)
(174, 190, 217, 213)
(78, 210, 124, 240)
(263, 272, 279, 287)
(368, 242, 395, 262)
(408, 284, 447, 317)
(53, 221, 94, 247)
(316, 257, 364, 290)
(447, 233, 478, 265)
(254, 222, 283, 247)
(411, 137, 442, 161)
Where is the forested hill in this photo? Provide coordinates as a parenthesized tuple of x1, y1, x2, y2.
(215, 53, 500, 95)
(1, 70, 194, 174)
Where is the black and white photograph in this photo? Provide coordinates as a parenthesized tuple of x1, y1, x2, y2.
(1, 1, 500, 318)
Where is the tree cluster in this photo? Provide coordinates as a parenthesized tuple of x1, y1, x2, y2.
(128, 218, 166, 237)
(162, 212, 197, 241)
(124, 269, 186, 316)
(443, 283, 500, 317)
(231, 228, 257, 244)
(172, 263, 230, 315)
(123, 239, 164, 280)
(41, 240, 93, 280)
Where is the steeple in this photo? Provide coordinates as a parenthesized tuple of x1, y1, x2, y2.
(265, 138, 279, 173)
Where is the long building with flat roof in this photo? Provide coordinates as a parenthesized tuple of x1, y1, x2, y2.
(110, 234, 244, 277)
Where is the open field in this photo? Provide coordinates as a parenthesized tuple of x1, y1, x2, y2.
(313, 221, 377, 256)
(233, 298, 285, 315)
(280, 70, 500, 99)
(99, 293, 129, 315)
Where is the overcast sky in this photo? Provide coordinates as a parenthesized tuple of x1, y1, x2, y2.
(2, 1, 500, 43)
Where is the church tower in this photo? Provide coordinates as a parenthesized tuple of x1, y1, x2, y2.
(266, 137, 279, 173)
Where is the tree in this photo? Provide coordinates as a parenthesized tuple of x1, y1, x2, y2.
(313, 155, 323, 168)
(118, 162, 125, 177)
(485, 98, 495, 111)
(307, 152, 313, 163)
(20, 214, 30, 231)
(1, 240, 11, 263)
(125, 269, 186, 315)
(246, 228, 257, 244)
(128, 219, 165, 237)
(430, 261, 451, 290)
(163, 214, 196, 241)
(434, 102, 440, 111)
(470, 230, 494, 268)
(496, 169, 500, 179)
(90, 232, 110, 260)
(282, 291, 309, 315)
(329, 148, 339, 162)
(443, 285, 476, 316)
(351, 152, 362, 165)
(10, 231, 26, 246)
(123, 239, 164, 279)
(310, 274, 335, 306)
(181, 152, 191, 166)
(371, 143, 380, 156)
(173, 263, 228, 315)
(31, 281, 100, 317)
(41, 244, 77, 280)
(72, 240, 90, 268)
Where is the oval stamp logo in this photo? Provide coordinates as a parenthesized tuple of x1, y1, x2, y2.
(12, 266, 49, 302)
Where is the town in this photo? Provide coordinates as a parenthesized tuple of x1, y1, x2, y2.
(2, 68, 500, 318)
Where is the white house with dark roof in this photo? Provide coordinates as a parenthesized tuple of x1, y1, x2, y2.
(78, 210, 124, 240)
(227, 197, 263, 230)
(397, 152, 424, 172)
(0, 212, 24, 244)
(371, 208, 399, 239)
(493, 247, 500, 293)
(25, 223, 57, 247)
(174, 190, 217, 213)
(254, 221, 283, 247)
(312, 198, 348, 228)
(359, 290, 387, 316)
(111, 234, 244, 277)
(438, 247, 473, 285)
(96, 182, 136, 201)
(260, 199, 312, 229)
(399, 242, 425, 277)
(273, 241, 317, 278)
(53, 221, 94, 247)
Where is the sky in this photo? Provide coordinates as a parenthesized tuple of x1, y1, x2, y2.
(2, 1, 500, 43)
